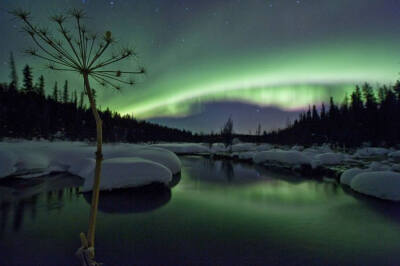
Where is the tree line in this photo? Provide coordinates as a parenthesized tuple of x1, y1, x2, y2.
(0, 53, 197, 143)
(264, 82, 400, 147)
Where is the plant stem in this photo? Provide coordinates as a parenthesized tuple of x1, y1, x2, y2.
(83, 73, 103, 251)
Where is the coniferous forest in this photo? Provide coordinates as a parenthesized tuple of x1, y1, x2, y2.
(0, 59, 194, 143)
(2, 56, 400, 147)
(265, 82, 400, 147)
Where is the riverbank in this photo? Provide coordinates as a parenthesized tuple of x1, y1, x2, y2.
(1, 140, 400, 201)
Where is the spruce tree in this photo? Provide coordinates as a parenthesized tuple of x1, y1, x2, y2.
(22, 65, 33, 94)
(36, 75, 45, 97)
(52, 82, 59, 101)
(9, 52, 18, 91)
(63, 80, 69, 103)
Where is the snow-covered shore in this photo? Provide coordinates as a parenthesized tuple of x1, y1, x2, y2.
(1, 140, 400, 201)
(0, 141, 181, 191)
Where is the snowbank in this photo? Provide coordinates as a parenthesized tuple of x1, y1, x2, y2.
(152, 143, 210, 154)
(350, 171, 400, 201)
(255, 143, 274, 151)
(81, 157, 172, 192)
(231, 143, 257, 152)
(0, 141, 182, 184)
(238, 151, 256, 160)
(253, 149, 311, 166)
(354, 147, 390, 158)
(211, 143, 227, 153)
(340, 168, 366, 186)
(311, 152, 346, 168)
(0, 150, 18, 177)
(388, 151, 400, 162)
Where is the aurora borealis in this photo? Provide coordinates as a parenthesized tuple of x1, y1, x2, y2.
(1, 0, 400, 132)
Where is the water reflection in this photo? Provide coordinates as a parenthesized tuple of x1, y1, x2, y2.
(83, 183, 171, 214)
(0, 174, 82, 235)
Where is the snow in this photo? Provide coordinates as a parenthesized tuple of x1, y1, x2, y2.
(388, 151, 400, 162)
(0, 141, 181, 191)
(353, 147, 390, 158)
(151, 143, 210, 154)
(350, 171, 400, 201)
(253, 149, 311, 166)
(367, 161, 390, 171)
(255, 143, 274, 151)
(311, 152, 346, 168)
(211, 143, 227, 153)
(231, 143, 257, 152)
(238, 151, 256, 160)
(81, 157, 172, 192)
(0, 150, 17, 177)
(340, 168, 366, 186)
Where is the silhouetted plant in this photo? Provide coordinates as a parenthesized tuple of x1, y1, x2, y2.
(221, 116, 234, 148)
(11, 8, 145, 262)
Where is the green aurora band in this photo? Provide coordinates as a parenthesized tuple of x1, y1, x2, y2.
(2, 1, 400, 121)
(112, 38, 400, 118)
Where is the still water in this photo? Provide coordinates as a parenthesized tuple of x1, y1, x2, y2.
(1, 155, 400, 265)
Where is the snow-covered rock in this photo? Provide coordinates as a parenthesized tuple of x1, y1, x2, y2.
(388, 151, 400, 162)
(231, 143, 256, 152)
(0, 141, 182, 181)
(152, 143, 210, 154)
(353, 147, 390, 158)
(391, 164, 400, 172)
(0, 150, 17, 177)
(253, 149, 311, 166)
(340, 167, 366, 186)
(210, 143, 227, 153)
(238, 151, 256, 160)
(367, 161, 390, 171)
(255, 143, 273, 151)
(291, 145, 304, 151)
(350, 171, 400, 201)
(81, 157, 172, 192)
(311, 152, 346, 168)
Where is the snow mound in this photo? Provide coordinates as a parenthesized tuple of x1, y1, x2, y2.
(367, 161, 390, 171)
(388, 151, 400, 162)
(253, 150, 311, 166)
(238, 151, 256, 160)
(81, 157, 172, 192)
(231, 143, 256, 152)
(340, 168, 366, 186)
(255, 144, 273, 151)
(354, 147, 390, 158)
(152, 143, 210, 154)
(0, 141, 182, 179)
(105, 146, 181, 174)
(211, 143, 227, 153)
(0, 150, 18, 177)
(350, 171, 400, 201)
(311, 152, 346, 168)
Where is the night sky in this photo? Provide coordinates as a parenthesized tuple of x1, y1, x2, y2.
(1, 0, 400, 133)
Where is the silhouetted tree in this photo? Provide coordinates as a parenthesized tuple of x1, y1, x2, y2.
(9, 52, 18, 91)
(52, 82, 59, 101)
(63, 80, 69, 103)
(221, 116, 234, 147)
(35, 75, 45, 97)
(22, 65, 33, 94)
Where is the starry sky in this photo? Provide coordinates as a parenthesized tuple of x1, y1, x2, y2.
(1, 0, 400, 133)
